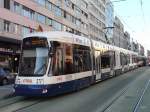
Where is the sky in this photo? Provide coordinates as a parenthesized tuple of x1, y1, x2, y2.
(112, 0, 150, 54)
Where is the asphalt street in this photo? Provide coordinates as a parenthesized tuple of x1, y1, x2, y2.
(0, 67, 150, 112)
(0, 84, 14, 100)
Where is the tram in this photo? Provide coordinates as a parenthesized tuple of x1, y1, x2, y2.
(14, 31, 139, 96)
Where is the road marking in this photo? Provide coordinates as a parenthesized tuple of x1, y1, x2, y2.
(133, 79, 150, 112)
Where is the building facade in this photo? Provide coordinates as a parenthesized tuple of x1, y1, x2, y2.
(113, 16, 124, 48)
(130, 39, 139, 53)
(138, 44, 145, 56)
(0, 0, 109, 72)
(0, 0, 90, 72)
(147, 50, 150, 57)
(105, 0, 114, 44)
(87, 0, 106, 42)
(123, 31, 131, 50)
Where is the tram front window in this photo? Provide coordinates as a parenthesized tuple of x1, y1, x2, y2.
(19, 48, 48, 76)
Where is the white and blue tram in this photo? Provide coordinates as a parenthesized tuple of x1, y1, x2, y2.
(14, 31, 139, 96)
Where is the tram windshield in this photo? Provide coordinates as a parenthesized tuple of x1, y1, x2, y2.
(19, 37, 49, 76)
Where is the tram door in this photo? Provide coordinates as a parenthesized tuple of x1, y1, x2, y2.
(95, 51, 101, 80)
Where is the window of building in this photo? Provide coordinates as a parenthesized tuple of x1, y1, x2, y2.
(22, 6, 34, 20)
(14, 2, 20, 14)
(37, 13, 46, 24)
(22, 26, 30, 36)
(47, 1, 52, 11)
(46, 18, 52, 26)
(12, 24, 19, 34)
(75, 7, 81, 16)
(4, 0, 10, 9)
(35, 0, 46, 7)
(81, 1, 88, 9)
(66, 13, 71, 21)
(76, 19, 81, 27)
(52, 21, 62, 31)
(56, 0, 62, 7)
(4, 20, 10, 32)
(64, 11, 67, 18)
(54, 6, 62, 17)
(64, 0, 72, 8)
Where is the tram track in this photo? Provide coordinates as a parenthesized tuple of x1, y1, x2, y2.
(0, 67, 148, 112)
(94, 67, 149, 112)
(0, 96, 45, 112)
(0, 93, 68, 112)
(100, 67, 150, 112)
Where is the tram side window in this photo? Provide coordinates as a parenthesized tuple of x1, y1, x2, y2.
(110, 51, 116, 66)
(51, 42, 64, 76)
(64, 44, 73, 74)
(127, 54, 130, 64)
(101, 52, 110, 69)
(73, 45, 91, 73)
(120, 53, 128, 65)
(132, 55, 137, 63)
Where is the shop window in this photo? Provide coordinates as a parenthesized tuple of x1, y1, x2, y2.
(4, 20, 10, 32)
(4, 0, 10, 9)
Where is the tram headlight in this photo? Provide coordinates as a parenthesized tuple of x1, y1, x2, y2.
(36, 79, 44, 84)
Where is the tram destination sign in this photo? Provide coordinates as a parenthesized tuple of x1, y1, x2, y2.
(23, 37, 48, 48)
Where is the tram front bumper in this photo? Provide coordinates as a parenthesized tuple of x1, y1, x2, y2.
(14, 84, 48, 96)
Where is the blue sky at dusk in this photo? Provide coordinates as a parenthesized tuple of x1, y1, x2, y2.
(112, 0, 150, 52)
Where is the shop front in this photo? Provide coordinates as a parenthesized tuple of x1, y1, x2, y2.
(0, 37, 21, 73)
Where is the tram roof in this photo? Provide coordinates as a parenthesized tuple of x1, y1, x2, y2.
(24, 31, 91, 47)
(24, 31, 138, 55)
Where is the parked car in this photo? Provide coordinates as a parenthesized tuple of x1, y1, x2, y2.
(0, 67, 15, 85)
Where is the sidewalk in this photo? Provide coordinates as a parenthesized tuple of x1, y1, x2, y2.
(104, 68, 150, 112)
(0, 85, 14, 99)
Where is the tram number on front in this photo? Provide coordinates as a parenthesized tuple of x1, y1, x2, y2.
(23, 79, 32, 84)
